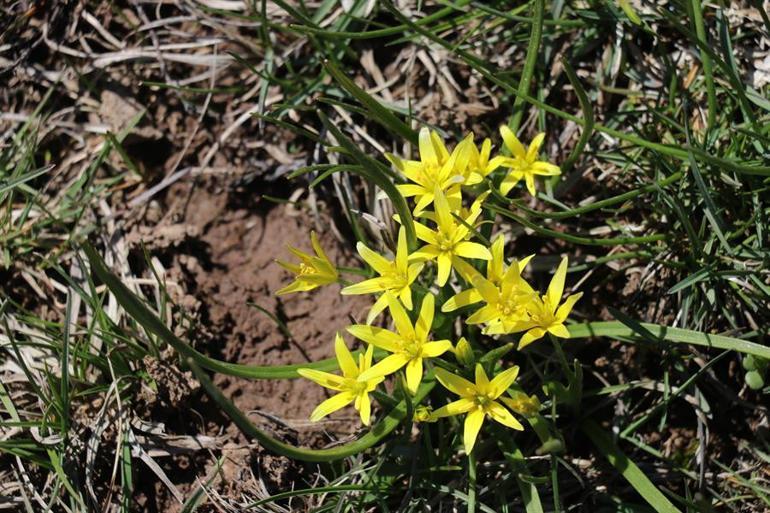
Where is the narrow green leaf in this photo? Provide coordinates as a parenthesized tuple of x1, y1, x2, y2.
(582, 419, 682, 513)
(567, 321, 770, 359)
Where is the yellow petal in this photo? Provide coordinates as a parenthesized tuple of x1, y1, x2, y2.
(500, 172, 521, 196)
(341, 277, 388, 295)
(435, 367, 476, 397)
(547, 323, 571, 338)
(464, 408, 485, 453)
(405, 357, 423, 394)
(431, 398, 475, 418)
(358, 353, 410, 382)
(399, 286, 413, 310)
(397, 184, 427, 197)
(363, 344, 375, 371)
(357, 242, 392, 276)
(556, 292, 583, 322)
(386, 293, 415, 339)
(526, 133, 546, 162)
(310, 231, 331, 263)
(275, 279, 316, 296)
(524, 172, 536, 196)
(465, 305, 500, 325)
(454, 241, 492, 261)
(531, 161, 561, 176)
(366, 293, 390, 324)
(442, 289, 483, 312)
(358, 392, 372, 425)
(488, 234, 505, 282)
(415, 293, 435, 341)
(421, 340, 452, 357)
(488, 365, 520, 399)
(298, 368, 346, 391)
(546, 256, 568, 312)
(396, 227, 408, 271)
(414, 221, 439, 245)
(334, 333, 359, 378)
(309, 391, 356, 421)
(487, 401, 524, 430)
(500, 125, 527, 159)
(413, 193, 435, 215)
(419, 127, 438, 167)
(519, 328, 546, 349)
(431, 129, 450, 163)
(433, 187, 454, 233)
(474, 364, 490, 393)
(346, 325, 401, 352)
(437, 252, 453, 286)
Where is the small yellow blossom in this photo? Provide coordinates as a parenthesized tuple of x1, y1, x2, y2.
(297, 334, 383, 425)
(453, 337, 474, 367)
(443, 234, 533, 314)
(276, 231, 338, 295)
(514, 256, 582, 348)
(410, 188, 491, 286)
(500, 391, 541, 417)
(388, 127, 464, 215)
(341, 227, 424, 324)
(498, 126, 561, 197)
(348, 293, 451, 394)
(413, 405, 436, 423)
(457, 134, 508, 186)
(432, 364, 524, 453)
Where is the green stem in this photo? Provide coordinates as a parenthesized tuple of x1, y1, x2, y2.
(509, 0, 544, 133)
(467, 448, 478, 513)
(690, 0, 716, 130)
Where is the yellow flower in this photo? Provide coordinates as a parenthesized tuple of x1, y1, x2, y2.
(276, 231, 338, 295)
(413, 405, 436, 423)
(453, 336, 474, 367)
(514, 256, 582, 348)
(443, 234, 533, 314)
(388, 127, 464, 215)
(297, 333, 383, 425)
(500, 391, 541, 417)
(341, 227, 424, 324)
(498, 126, 561, 197)
(410, 187, 491, 286)
(348, 293, 451, 394)
(442, 236, 536, 334)
(432, 364, 524, 453)
(458, 135, 508, 186)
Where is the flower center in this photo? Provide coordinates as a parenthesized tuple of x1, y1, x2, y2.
(436, 234, 454, 252)
(401, 335, 423, 358)
(299, 263, 315, 275)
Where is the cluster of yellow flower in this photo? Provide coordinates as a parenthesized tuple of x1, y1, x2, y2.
(275, 127, 580, 453)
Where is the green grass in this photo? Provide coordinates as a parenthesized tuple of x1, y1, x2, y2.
(1, 0, 769, 512)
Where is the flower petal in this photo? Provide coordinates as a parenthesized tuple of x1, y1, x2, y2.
(465, 305, 500, 325)
(556, 292, 583, 322)
(419, 127, 438, 167)
(442, 289, 483, 312)
(487, 401, 524, 430)
(546, 256, 568, 312)
(387, 293, 415, 339)
(526, 133, 546, 161)
(357, 353, 410, 382)
(431, 398, 475, 419)
(500, 125, 526, 159)
(366, 293, 390, 325)
(414, 222, 439, 245)
(435, 367, 476, 397)
(531, 161, 561, 176)
(405, 357, 423, 394)
(297, 368, 346, 391)
(454, 241, 492, 261)
(464, 408, 485, 453)
(346, 325, 400, 352)
(415, 293, 435, 341)
(358, 392, 372, 425)
(437, 252, 453, 286)
(356, 242, 392, 276)
(334, 333, 359, 378)
(396, 227, 408, 271)
(341, 277, 387, 295)
(474, 364, 490, 393)
(547, 323, 571, 338)
(489, 365, 520, 399)
(519, 328, 546, 349)
(433, 187, 454, 233)
(309, 391, 356, 421)
(421, 340, 452, 357)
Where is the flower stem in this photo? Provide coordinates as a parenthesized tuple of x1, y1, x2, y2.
(467, 448, 477, 513)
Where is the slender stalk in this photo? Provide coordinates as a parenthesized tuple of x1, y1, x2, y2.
(467, 448, 478, 513)
(509, 0, 544, 133)
(690, 0, 716, 130)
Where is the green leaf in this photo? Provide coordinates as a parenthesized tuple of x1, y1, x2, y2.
(582, 420, 682, 513)
(567, 321, 770, 359)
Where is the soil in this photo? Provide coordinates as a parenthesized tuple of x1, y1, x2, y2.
(122, 177, 375, 511)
